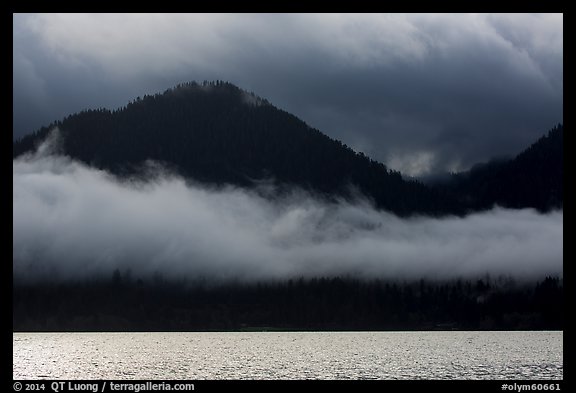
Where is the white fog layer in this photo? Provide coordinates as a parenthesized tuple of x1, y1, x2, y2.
(13, 147, 562, 282)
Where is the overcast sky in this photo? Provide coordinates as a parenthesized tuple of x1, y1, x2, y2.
(13, 13, 563, 176)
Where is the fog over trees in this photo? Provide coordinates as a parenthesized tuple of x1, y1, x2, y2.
(13, 82, 563, 331)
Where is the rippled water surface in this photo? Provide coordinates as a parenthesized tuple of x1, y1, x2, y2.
(13, 331, 562, 379)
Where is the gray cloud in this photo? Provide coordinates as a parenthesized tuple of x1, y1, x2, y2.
(13, 135, 563, 283)
(13, 13, 563, 176)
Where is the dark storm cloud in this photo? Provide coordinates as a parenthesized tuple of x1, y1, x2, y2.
(13, 13, 562, 175)
(13, 133, 563, 282)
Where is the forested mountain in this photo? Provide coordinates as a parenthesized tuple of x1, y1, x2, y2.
(12, 81, 457, 216)
(13, 81, 562, 215)
(431, 125, 563, 212)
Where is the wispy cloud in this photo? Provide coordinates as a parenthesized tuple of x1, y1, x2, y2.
(13, 135, 563, 282)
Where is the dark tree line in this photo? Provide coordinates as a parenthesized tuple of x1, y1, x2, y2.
(13, 275, 563, 332)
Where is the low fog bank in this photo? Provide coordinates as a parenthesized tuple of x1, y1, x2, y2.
(13, 138, 562, 283)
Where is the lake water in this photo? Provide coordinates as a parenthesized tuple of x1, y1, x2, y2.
(13, 331, 562, 380)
